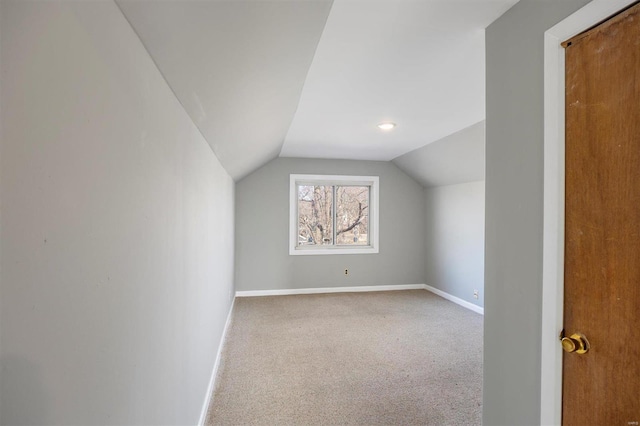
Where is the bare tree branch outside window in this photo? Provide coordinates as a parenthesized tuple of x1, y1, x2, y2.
(297, 185, 369, 247)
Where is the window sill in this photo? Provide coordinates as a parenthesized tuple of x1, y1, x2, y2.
(289, 246, 379, 256)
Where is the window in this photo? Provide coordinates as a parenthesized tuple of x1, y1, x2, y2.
(289, 174, 379, 255)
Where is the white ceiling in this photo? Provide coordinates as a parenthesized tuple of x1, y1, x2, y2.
(393, 120, 485, 187)
(117, 0, 517, 181)
(280, 0, 516, 161)
(116, 0, 333, 180)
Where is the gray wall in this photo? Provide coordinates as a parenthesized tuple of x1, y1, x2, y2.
(235, 158, 425, 291)
(425, 181, 485, 308)
(484, 0, 590, 424)
(0, 2, 234, 424)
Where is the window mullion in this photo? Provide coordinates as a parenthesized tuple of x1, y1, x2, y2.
(332, 185, 337, 246)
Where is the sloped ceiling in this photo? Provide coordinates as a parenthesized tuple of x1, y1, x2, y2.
(280, 0, 515, 162)
(117, 0, 518, 183)
(392, 120, 485, 188)
(116, 0, 333, 180)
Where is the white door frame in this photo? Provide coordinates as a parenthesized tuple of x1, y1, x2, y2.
(541, 1, 637, 424)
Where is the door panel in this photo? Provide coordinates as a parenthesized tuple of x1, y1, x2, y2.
(563, 3, 640, 425)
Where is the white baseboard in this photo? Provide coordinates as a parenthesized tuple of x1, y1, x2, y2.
(235, 284, 426, 297)
(424, 284, 484, 315)
(198, 296, 236, 426)
(236, 285, 484, 315)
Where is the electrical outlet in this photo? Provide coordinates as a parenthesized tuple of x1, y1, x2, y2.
(344, 269, 349, 275)
(473, 289, 479, 299)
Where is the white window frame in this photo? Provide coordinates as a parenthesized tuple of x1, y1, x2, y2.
(289, 174, 379, 256)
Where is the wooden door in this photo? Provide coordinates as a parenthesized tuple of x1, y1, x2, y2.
(563, 3, 640, 425)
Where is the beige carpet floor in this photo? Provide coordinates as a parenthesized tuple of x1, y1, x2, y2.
(205, 290, 483, 425)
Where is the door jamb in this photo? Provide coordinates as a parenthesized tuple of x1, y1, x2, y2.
(541, 1, 636, 424)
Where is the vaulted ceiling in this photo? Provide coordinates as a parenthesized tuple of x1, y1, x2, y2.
(117, 0, 518, 182)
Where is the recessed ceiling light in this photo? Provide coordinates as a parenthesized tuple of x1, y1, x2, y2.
(377, 122, 396, 131)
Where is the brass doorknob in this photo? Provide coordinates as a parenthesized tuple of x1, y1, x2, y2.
(561, 333, 590, 354)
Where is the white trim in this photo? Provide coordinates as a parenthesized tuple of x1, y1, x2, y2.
(289, 174, 380, 256)
(542, 2, 635, 424)
(198, 297, 236, 426)
(235, 284, 484, 315)
(423, 284, 484, 315)
(236, 284, 425, 297)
